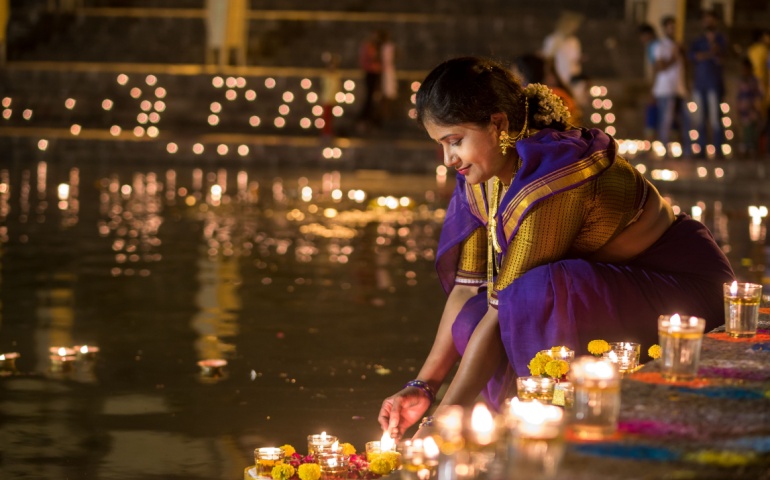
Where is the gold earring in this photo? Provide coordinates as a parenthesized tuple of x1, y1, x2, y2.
(499, 130, 514, 155)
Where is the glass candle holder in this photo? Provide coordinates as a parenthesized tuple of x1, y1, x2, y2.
(318, 452, 348, 480)
(506, 398, 565, 479)
(658, 314, 706, 381)
(254, 447, 285, 478)
(398, 437, 440, 480)
(308, 433, 338, 457)
(516, 376, 556, 402)
(433, 405, 464, 455)
(538, 346, 575, 363)
(569, 356, 621, 440)
(603, 342, 641, 374)
(723, 281, 762, 338)
(466, 402, 498, 448)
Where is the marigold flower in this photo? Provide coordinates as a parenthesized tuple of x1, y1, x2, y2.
(648, 344, 662, 360)
(587, 340, 611, 356)
(298, 463, 321, 480)
(280, 445, 296, 458)
(271, 463, 295, 480)
(341, 442, 356, 456)
(544, 359, 569, 378)
(368, 452, 400, 476)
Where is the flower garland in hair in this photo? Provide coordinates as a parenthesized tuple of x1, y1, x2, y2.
(522, 83, 570, 126)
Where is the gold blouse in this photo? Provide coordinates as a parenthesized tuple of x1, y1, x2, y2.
(455, 157, 648, 307)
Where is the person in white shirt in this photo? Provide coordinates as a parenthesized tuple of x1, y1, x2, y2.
(653, 16, 692, 157)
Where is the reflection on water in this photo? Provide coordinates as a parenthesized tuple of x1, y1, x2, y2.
(0, 159, 767, 479)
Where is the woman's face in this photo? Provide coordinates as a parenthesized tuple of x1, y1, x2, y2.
(424, 119, 510, 185)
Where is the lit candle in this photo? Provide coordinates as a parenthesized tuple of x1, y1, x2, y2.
(49, 347, 77, 372)
(658, 314, 706, 381)
(74, 344, 100, 361)
(197, 358, 227, 377)
(254, 447, 285, 478)
(506, 398, 566, 478)
(569, 356, 621, 440)
(366, 431, 396, 459)
(603, 342, 640, 373)
(308, 432, 338, 457)
(318, 452, 348, 480)
(468, 402, 497, 446)
(539, 346, 575, 363)
(723, 281, 762, 338)
(516, 376, 556, 402)
(507, 398, 564, 439)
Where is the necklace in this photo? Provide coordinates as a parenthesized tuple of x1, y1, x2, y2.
(486, 177, 507, 302)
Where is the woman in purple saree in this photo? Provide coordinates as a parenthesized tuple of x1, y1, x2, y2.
(378, 57, 734, 437)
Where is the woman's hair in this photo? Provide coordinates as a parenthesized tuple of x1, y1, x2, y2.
(415, 56, 569, 132)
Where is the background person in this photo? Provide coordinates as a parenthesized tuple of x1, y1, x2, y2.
(378, 57, 734, 439)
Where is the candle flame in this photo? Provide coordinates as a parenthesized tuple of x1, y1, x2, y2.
(670, 314, 681, 325)
(423, 436, 440, 458)
(470, 402, 494, 434)
(730, 280, 738, 296)
(560, 347, 568, 355)
(57, 347, 67, 356)
(608, 350, 619, 363)
(327, 457, 337, 468)
(0, 354, 5, 361)
(320, 431, 327, 441)
(80, 345, 89, 354)
(509, 398, 564, 423)
(380, 431, 395, 451)
(331, 441, 339, 452)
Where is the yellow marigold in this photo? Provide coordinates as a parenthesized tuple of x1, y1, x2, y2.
(368, 452, 401, 476)
(298, 463, 321, 480)
(685, 450, 757, 467)
(648, 344, 662, 360)
(527, 352, 551, 376)
(587, 340, 610, 356)
(544, 359, 569, 378)
(340, 442, 356, 456)
(271, 464, 295, 480)
(550, 345, 570, 353)
(280, 444, 296, 458)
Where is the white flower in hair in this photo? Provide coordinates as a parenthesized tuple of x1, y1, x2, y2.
(522, 83, 570, 125)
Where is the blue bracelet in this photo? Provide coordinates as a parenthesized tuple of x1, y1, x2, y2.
(404, 379, 436, 405)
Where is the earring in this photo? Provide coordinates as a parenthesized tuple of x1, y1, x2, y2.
(499, 130, 514, 155)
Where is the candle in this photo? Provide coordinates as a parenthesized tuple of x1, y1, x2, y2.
(254, 447, 285, 478)
(433, 405, 464, 455)
(506, 398, 566, 478)
(318, 452, 348, 480)
(723, 281, 762, 338)
(516, 376, 556, 402)
(197, 359, 227, 377)
(658, 314, 706, 381)
(308, 432, 338, 457)
(538, 346, 575, 363)
(399, 437, 440, 480)
(74, 344, 100, 360)
(569, 356, 621, 440)
(468, 402, 497, 447)
(49, 347, 77, 372)
(0, 352, 20, 373)
(603, 342, 640, 374)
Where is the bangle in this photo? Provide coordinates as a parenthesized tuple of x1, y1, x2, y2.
(403, 379, 436, 405)
(418, 416, 435, 429)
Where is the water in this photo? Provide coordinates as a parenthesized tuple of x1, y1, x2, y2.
(0, 157, 768, 479)
(571, 385, 621, 439)
(725, 296, 761, 337)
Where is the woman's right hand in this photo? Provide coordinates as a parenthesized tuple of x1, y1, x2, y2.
(377, 387, 432, 440)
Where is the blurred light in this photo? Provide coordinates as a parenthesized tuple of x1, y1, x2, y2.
(149, 112, 160, 123)
(217, 144, 228, 155)
(38, 139, 49, 151)
(706, 145, 716, 156)
(249, 115, 261, 127)
(721, 144, 732, 156)
(110, 125, 122, 136)
(211, 184, 222, 202)
(146, 126, 159, 138)
(208, 114, 220, 126)
(278, 104, 290, 115)
(411, 81, 421, 92)
(312, 105, 324, 116)
(306, 92, 318, 103)
(117, 74, 129, 85)
(399, 196, 410, 207)
(193, 143, 204, 154)
(691, 205, 703, 221)
(335, 92, 346, 103)
(265, 78, 276, 89)
(315, 118, 325, 129)
(344, 80, 356, 91)
(283, 91, 295, 102)
(714, 168, 724, 178)
(210, 102, 222, 113)
(670, 142, 682, 158)
(332, 106, 344, 117)
(274, 117, 286, 128)
(687, 102, 697, 113)
(689, 129, 698, 141)
(725, 130, 734, 140)
(590, 86, 602, 97)
(604, 113, 615, 124)
(722, 117, 731, 128)
(236, 77, 247, 88)
(592, 98, 603, 109)
(167, 142, 178, 154)
(599, 86, 608, 96)
(408, 108, 417, 119)
(133, 126, 145, 137)
(410, 93, 417, 104)
(65, 98, 76, 109)
(652, 141, 666, 157)
(22, 109, 32, 120)
(602, 99, 612, 109)
(301, 186, 312, 201)
(590, 113, 601, 124)
(140, 100, 152, 111)
(245, 89, 257, 101)
(155, 87, 166, 98)
(2, 109, 10, 119)
(137, 113, 149, 124)
(70, 124, 81, 135)
(720, 103, 729, 114)
(154, 101, 166, 112)
(604, 126, 616, 136)
(225, 89, 237, 101)
(323, 148, 333, 159)
(332, 148, 342, 158)
(436, 165, 448, 176)
(635, 163, 647, 174)
(353, 190, 366, 203)
(226, 77, 237, 88)
(345, 93, 355, 104)
(692, 144, 702, 154)
(130, 88, 142, 99)
(301, 78, 312, 89)
(212, 76, 224, 88)
(102, 99, 114, 110)
(331, 189, 343, 201)
(145, 75, 157, 86)
(238, 145, 249, 156)
(300, 118, 312, 129)
(696, 167, 708, 178)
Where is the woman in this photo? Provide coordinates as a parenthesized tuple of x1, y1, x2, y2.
(378, 57, 734, 439)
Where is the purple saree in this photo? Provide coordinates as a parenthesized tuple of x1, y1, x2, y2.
(437, 128, 735, 410)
